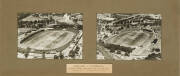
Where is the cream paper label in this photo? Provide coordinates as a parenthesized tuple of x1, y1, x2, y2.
(66, 64, 112, 73)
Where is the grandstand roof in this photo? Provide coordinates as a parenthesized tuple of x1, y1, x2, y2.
(21, 15, 43, 22)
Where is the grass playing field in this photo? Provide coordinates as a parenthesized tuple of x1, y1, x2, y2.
(105, 31, 153, 48)
(101, 30, 155, 59)
(19, 30, 75, 50)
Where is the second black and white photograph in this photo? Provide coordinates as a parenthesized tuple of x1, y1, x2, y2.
(97, 13, 161, 60)
(17, 13, 83, 59)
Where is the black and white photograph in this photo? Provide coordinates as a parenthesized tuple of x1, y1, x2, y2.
(97, 13, 161, 60)
(17, 13, 83, 59)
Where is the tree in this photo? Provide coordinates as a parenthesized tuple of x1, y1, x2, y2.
(145, 53, 161, 60)
(116, 50, 121, 54)
(54, 55, 59, 59)
(155, 48, 160, 52)
(110, 49, 115, 53)
(58, 52, 64, 59)
(24, 47, 31, 58)
(75, 46, 80, 54)
(69, 51, 75, 58)
(104, 35, 108, 39)
(42, 52, 46, 59)
(24, 53, 29, 58)
(152, 39, 158, 44)
(77, 25, 83, 30)
(125, 53, 129, 56)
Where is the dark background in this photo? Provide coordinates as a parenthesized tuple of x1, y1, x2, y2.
(0, 0, 179, 76)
